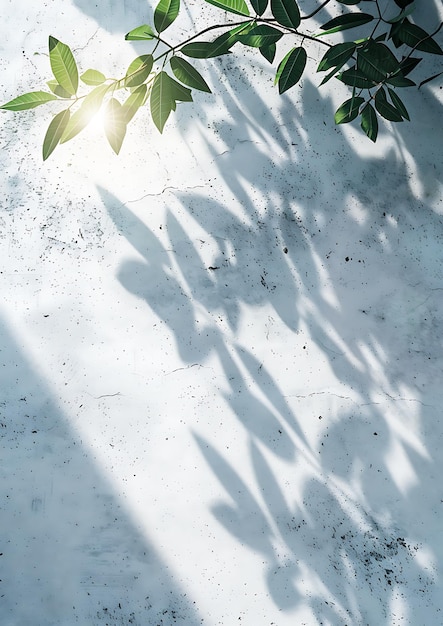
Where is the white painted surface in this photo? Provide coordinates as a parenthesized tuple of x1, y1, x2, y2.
(1, 1, 443, 624)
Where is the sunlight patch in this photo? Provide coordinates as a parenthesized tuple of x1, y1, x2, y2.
(369, 335, 389, 364)
(358, 341, 388, 387)
(385, 213, 398, 227)
(377, 230, 392, 252)
(388, 586, 409, 624)
(385, 438, 418, 495)
(346, 197, 367, 225)
(413, 545, 437, 581)
(383, 392, 430, 460)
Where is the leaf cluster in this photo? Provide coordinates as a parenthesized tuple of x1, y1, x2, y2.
(317, 5, 442, 141)
(1, 0, 442, 156)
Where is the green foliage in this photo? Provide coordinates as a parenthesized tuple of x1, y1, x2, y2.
(49, 36, 78, 96)
(47, 79, 73, 98)
(360, 103, 378, 142)
(154, 0, 180, 33)
(237, 25, 283, 47)
(61, 83, 110, 143)
(1, 0, 442, 158)
(395, 20, 443, 54)
(43, 108, 70, 160)
(80, 69, 107, 86)
(124, 55, 154, 88)
(357, 41, 401, 83)
(125, 25, 155, 41)
(317, 13, 374, 37)
(270, 0, 300, 29)
(335, 96, 365, 124)
(205, 0, 250, 16)
(104, 98, 127, 154)
(260, 43, 276, 63)
(150, 72, 174, 132)
(374, 87, 404, 121)
(180, 40, 231, 58)
(170, 57, 212, 92)
(0, 91, 58, 111)
(317, 42, 356, 73)
(122, 84, 148, 123)
(250, 0, 267, 16)
(276, 47, 306, 94)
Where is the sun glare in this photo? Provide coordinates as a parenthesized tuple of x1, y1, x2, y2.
(88, 103, 107, 137)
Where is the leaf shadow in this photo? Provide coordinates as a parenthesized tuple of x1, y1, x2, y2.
(97, 34, 443, 623)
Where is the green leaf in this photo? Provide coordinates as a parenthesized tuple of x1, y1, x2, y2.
(80, 69, 107, 86)
(125, 24, 155, 40)
(0, 91, 58, 111)
(250, 0, 268, 15)
(259, 43, 276, 63)
(47, 79, 73, 99)
(60, 107, 90, 143)
(360, 102, 378, 141)
(418, 70, 443, 89)
(381, 54, 419, 85)
(357, 41, 401, 82)
(237, 25, 283, 48)
(42, 108, 70, 160)
(180, 41, 232, 58)
(270, 0, 300, 29)
(338, 67, 375, 88)
(276, 46, 306, 94)
(48, 36, 78, 96)
(334, 96, 364, 123)
(168, 75, 193, 102)
(389, 22, 403, 48)
(170, 56, 211, 92)
(60, 83, 109, 143)
(150, 71, 173, 133)
(385, 75, 415, 87)
(104, 98, 127, 154)
(374, 88, 403, 121)
(212, 22, 254, 49)
(122, 84, 148, 123)
(125, 55, 154, 88)
(317, 12, 373, 37)
(205, 0, 250, 15)
(400, 57, 423, 76)
(319, 67, 340, 85)
(154, 0, 180, 33)
(386, 1, 416, 23)
(395, 21, 443, 55)
(387, 87, 409, 120)
(398, 56, 421, 77)
(317, 42, 356, 72)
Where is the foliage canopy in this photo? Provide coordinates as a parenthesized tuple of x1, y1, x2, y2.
(1, 0, 442, 158)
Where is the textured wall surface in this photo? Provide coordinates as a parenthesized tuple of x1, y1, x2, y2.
(1, 1, 443, 624)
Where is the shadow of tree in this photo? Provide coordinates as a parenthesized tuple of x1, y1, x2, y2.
(95, 15, 443, 623)
(72, 0, 153, 33)
(1, 1, 442, 624)
(0, 314, 203, 626)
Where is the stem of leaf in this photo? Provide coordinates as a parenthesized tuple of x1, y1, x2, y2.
(301, 0, 333, 21)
